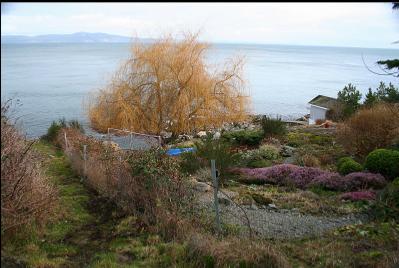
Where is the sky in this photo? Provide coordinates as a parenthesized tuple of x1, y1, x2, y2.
(1, 2, 399, 48)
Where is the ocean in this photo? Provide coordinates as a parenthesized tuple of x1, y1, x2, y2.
(1, 42, 398, 138)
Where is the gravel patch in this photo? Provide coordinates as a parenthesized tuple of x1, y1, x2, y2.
(197, 191, 368, 239)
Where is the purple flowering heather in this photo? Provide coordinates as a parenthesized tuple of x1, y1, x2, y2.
(341, 172, 387, 191)
(340, 191, 376, 201)
(234, 164, 387, 191)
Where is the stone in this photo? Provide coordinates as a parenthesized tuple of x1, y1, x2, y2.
(281, 145, 296, 157)
(283, 156, 296, 164)
(213, 131, 221, 140)
(251, 193, 273, 205)
(196, 131, 207, 138)
(177, 134, 193, 142)
(193, 181, 211, 192)
(250, 203, 258, 210)
(218, 190, 238, 199)
(160, 131, 173, 139)
(268, 203, 277, 210)
(218, 196, 232, 206)
(103, 141, 121, 151)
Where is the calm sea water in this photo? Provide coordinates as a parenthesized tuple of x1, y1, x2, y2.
(1, 42, 398, 138)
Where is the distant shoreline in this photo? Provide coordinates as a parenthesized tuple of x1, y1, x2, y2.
(2, 32, 399, 50)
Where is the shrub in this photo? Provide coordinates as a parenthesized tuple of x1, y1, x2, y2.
(337, 157, 363, 175)
(67, 119, 85, 134)
(195, 135, 238, 183)
(370, 178, 399, 221)
(294, 144, 346, 168)
(222, 129, 264, 146)
(260, 115, 287, 138)
(340, 172, 387, 191)
(337, 103, 399, 157)
(340, 191, 376, 201)
(248, 159, 272, 168)
(42, 118, 84, 144)
(179, 152, 201, 174)
(1, 103, 57, 237)
(296, 153, 321, 168)
(124, 149, 195, 238)
(233, 164, 387, 191)
(258, 144, 280, 159)
(364, 149, 399, 179)
(326, 101, 347, 122)
(286, 132, 311, 147)
(337, 83, 362, 118)
(236, 144, 280, 167)
(41, 118, 66, 143)
(315, 119, 325, 125)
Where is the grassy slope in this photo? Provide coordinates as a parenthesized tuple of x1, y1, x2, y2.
(2, 141, 192, 268)
(2, 140, 398, 268)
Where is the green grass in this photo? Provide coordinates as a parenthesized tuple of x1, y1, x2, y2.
(2, 140, 92, 267)
(278, 221, 399, 268)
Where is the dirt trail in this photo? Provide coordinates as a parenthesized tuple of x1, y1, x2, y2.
(60, 191, 121, 267)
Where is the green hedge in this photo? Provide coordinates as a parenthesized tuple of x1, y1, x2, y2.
(365, 149, 399, 180)
(337, 157, 363, 175)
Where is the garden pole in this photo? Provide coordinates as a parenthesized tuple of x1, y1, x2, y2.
(211, 159, 221, 234)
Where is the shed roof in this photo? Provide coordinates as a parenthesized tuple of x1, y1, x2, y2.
(308, 95, 338, 109)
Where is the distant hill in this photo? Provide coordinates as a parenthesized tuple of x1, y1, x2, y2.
(0, 32, 145, 44)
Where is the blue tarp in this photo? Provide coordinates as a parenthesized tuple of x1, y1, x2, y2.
(166, 147, 195, 156)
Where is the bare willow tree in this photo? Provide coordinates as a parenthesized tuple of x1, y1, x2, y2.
(87, 33, 250, 135)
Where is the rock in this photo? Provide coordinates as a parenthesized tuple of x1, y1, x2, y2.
(193, 181, 212, 192)
(268, 203, 277, 210)
(218, 196, 232, 206)
(213, 131, 221, 140)
(281, 145, 296, 157)
(196, 131, 207, 138)
(177, 134, 193, 142)
(160, 131, 173, 139)
(250, 203, 258, 210)
(283, 156, 296, 164)
(251, 193, 273, 205)
(103, 141, 121, 151)
(219, 190, 239, 199)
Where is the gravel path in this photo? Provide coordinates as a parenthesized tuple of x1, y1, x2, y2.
(197, 191, 368, 239)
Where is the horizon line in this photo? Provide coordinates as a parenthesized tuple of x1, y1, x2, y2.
(1, 31, 398, 50)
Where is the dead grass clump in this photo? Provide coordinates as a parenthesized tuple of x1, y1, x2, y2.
(1, 102, 57, 238)
(337, 103, 399, 157)
(186, 233, 290, 267)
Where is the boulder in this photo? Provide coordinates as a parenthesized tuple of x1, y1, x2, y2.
(196, 131, 207, 138)
(103, 141, 121, 151)
(193, 181, 212, 192)
(250, 203, 258, 210)
(268, 203, 277, 210)
(281, 145, 296, 157)
(213, 131, 221, 140)
(218, 196, 232, 206)
(160, 131, 173, 139)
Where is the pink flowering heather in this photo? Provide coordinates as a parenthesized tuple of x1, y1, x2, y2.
(233, 164, 387, 191)
(340, 191, 376, 201)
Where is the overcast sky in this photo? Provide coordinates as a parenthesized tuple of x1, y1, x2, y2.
(1, 2, 398, 48)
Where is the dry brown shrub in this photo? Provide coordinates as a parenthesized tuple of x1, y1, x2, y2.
(296, 153, 321, 168)
(337, 103, 399, 157)
(87, 32, 250, 135)
(57, 128, 195, 240)
(1, 102, 57, 238)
